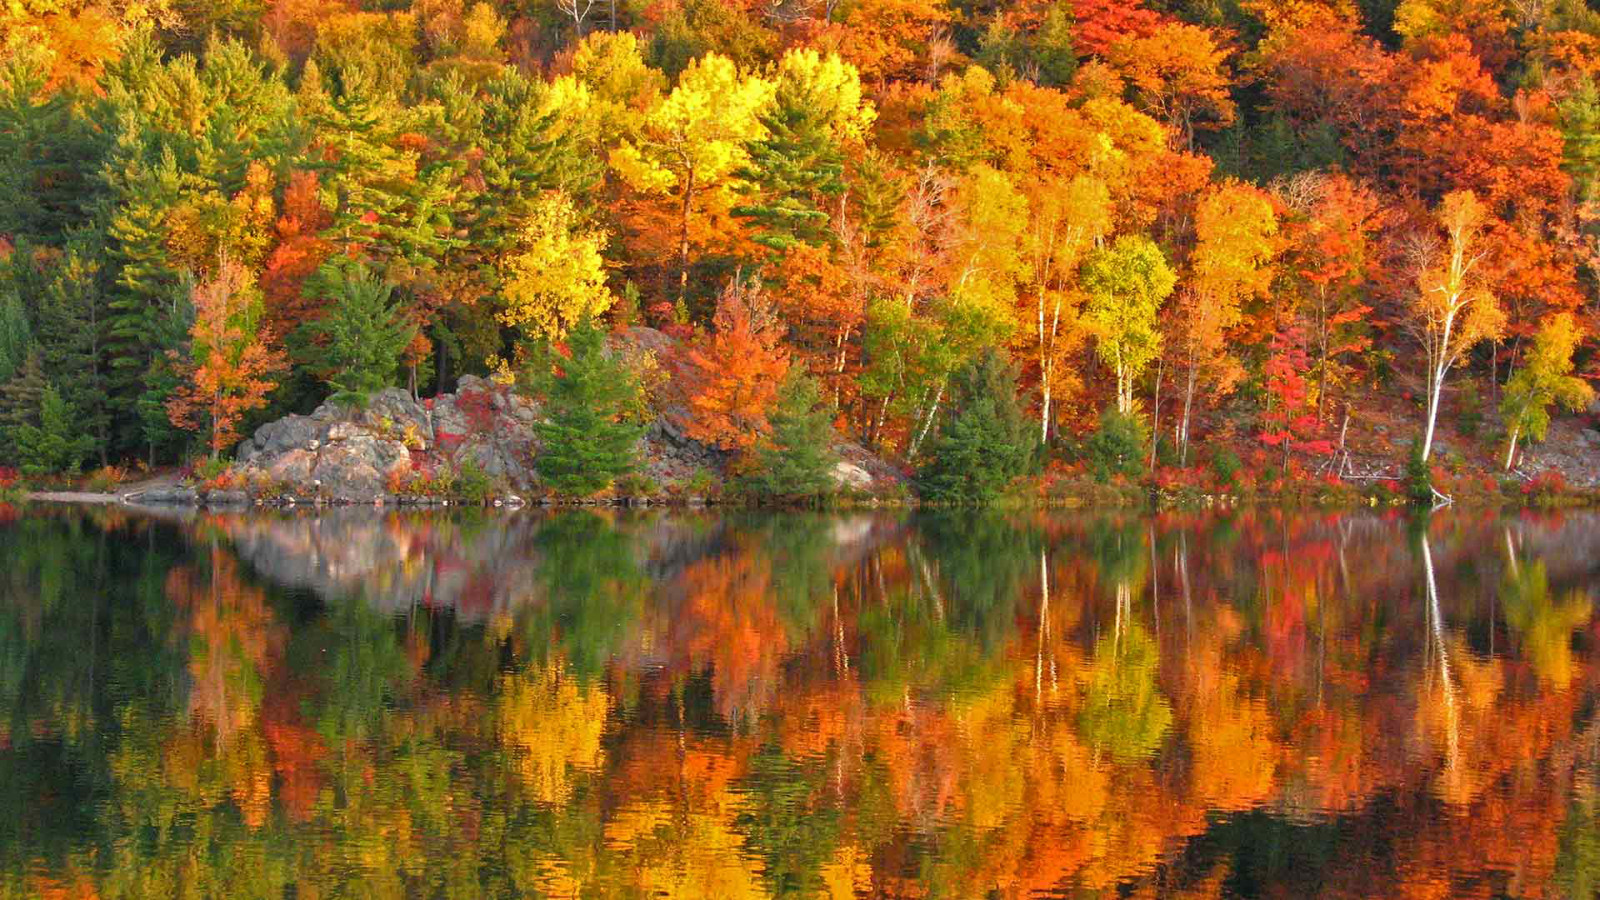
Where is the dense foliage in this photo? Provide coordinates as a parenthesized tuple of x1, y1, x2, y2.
(2, 0, 1598, 494)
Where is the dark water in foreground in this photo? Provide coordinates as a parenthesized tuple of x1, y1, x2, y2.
(3, 507, 1600, 898)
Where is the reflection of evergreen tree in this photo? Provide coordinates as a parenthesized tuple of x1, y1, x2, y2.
(915, 510, 1039, 648)
(296, 592, 410, 746)
(735, 511, 835, 640)
(735, 747, 842, 895)
(522, 511, 647, 681)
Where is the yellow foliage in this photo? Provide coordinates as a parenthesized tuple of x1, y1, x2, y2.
(496, 662, 609, 805)
(496, 191, 614, 341)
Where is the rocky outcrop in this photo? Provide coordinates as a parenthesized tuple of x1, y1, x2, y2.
(232, 377, 540, 502)
(155, 327, 908, 506)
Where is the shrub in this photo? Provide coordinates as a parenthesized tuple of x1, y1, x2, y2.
(916, 350, 1040, 503)
(0, 466, 22, 502)
(84, 465, 128, 494)
(615, 472, 661, 498)
(1209, 446, 1242, 488)
(453, 458, 498, 504)
(187, 455, 231, 486)
(1522, 469, 1568, 506)
(1083, 408, 1147, 483)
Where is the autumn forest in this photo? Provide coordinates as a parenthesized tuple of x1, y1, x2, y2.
(2, 0, 1600, 501)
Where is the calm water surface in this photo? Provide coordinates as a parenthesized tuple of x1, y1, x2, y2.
(3, 506, 1600, 898)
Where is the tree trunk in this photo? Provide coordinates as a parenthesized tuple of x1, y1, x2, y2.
(1179, 360, 1197, 466)
(1503, 423, 1520, 471)
(1148, 357, 1163, 472)
(908, 380, 944, 458)
(678, 170, 696, 304)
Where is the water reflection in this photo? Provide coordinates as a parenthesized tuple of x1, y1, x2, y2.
(3, 507, 1600, 897)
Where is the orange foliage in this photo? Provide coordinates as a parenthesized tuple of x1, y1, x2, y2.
(680, 277, 791, 450)
(166, 260, 288, 457)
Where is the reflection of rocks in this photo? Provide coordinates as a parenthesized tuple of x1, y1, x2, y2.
(217, 509, 906, 622)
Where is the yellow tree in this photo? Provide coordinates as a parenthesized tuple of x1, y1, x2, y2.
(1082, 235, 1177, 416)
(610, 53, 775, 302)
(1500, 312, 1594, 470)
(1176, 180, 1278, 463)
(1023, 174, 1110, 442)
(1409, 190, 1505, 463)
(495, 191, 614, 342)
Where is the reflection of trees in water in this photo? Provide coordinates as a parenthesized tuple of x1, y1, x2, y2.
(6, 509, 1600, 896)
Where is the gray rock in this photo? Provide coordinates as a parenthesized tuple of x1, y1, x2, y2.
(204, 489, 249, 507)
(832, 460, 874, 490)
(138, 486, 199, 505)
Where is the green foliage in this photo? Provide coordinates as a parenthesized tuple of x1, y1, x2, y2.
(732, 74, 848, 253)
(738, 369, 838, 501)
(1209, 446, 1243, 487)
(528, 319, 647, 497)
(297, 259, 418, 407)
(452, 458, 498, 504)
(916, 350, 1039, 503)
(1084, 408, 1149, 483)
(1406, 443, 1434, 503)
(0, 288, 30, 384)
(11, 384, 95, 477)
(974, 3, 1077, 87)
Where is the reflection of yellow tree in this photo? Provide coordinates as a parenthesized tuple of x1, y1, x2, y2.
(1187, 669, 1279, 812)
(496, 660, 609, 805)
(1079, 623, 1172, 763)
(1501, 553, 1592, 691)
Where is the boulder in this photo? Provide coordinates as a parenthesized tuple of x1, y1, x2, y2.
(231, 380, 542, 501)
(832, 460, 875, 490)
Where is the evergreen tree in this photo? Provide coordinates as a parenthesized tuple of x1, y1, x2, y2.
(739, 369, 838, 500)
(1084, 408, 1148, 482)
(529, 319, 647, 496)
(0, 55, 104, 244)
(11, 384, 94, 476)
(296, 260, 418, 406)
(0, 352, 45, 465)
(916, 350, 1039, 503)
(0, 288, 30, 384)
(733, 99, 846, 253)
(35, 244, 111, 465)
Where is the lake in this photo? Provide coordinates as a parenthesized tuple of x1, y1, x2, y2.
(2, 505, 1599, 898)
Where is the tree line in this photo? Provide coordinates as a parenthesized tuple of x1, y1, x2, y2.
(1, 0, 1598, 499)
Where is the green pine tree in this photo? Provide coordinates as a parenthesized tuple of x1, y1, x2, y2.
(296, 259, 418, 407)
(35, 243, 112, 465)
(0, 288, 30, 384)
(739, 369, 838, 501)
(732, 94, 847, 253)
(0, 352, 46, 465)
(11, 384, 94, 476)
(915, 350, 1039, 504)
(529, 319, 647, 496)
